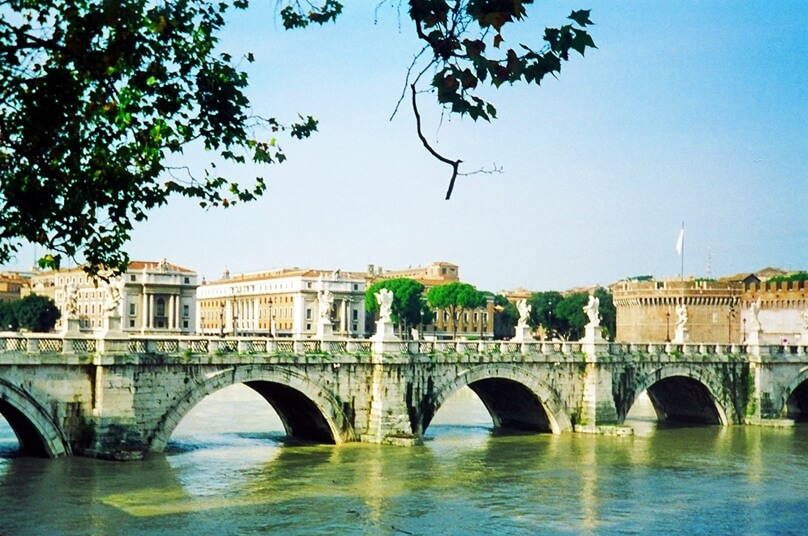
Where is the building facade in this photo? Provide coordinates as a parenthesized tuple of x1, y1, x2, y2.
(196, 268, 368, 338)
(0, 272, 28, 303)
(368, 261, 494, 339)
(611, 278, 742, 343)
(740, 277, 808, 345)
(26, 260, 198, 334)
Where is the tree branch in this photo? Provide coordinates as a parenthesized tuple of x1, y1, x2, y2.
(410, 84, 461, 200)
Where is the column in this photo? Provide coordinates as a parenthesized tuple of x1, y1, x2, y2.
(148, 294, 155, 329)
(141, 292, 148, 332)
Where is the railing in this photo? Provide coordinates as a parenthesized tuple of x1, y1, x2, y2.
(0, 332, 806, 361)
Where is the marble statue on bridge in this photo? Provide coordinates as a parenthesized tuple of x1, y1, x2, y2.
(376, 288, 394, 322)
(318, 289, 334, 321)
(673, 304, 689, 343)
(513, 299, 534, 342)
(583, 292, 600, 327)
(517, 299, 531, 328)
(64, 282, 79, 319)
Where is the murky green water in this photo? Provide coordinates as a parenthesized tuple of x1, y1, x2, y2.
(1, 387, 806, 535)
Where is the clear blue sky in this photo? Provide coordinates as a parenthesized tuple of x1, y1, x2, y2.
(3, 1, 807, 291)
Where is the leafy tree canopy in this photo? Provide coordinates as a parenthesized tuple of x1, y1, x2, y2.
(0, 1, 594, 277)
(526, 290, 564, 331)
(427, 281, 486, 338)
(12, 294, 61, 332)
(491, 293, 518, 340)
(365, 277, 427, 334)
(0, 300, 18, 331)
(527, 287, 614, 340)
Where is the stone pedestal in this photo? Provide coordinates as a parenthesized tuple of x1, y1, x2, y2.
(315, 321, 334, 340)
(672, 327, 689, 344)
(512, 324, 534, 342)
(62, 317, 82, 335)
(372, 319, 400, 356)
(581, 324, 606, 360)
(746, 329, 762, 357)
(98, 315, 128, 354)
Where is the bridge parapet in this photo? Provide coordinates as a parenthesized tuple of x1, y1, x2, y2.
(1, 333, 806, 363)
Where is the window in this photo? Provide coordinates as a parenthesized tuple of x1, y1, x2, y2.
(129, 319, 135, 328)
(130, 274, 136, 281)
(353, 284, 358, 290)
(184, 277, 190, 284)
(156, 298, 165, 316)
(129, 303, 136, 316)
(352, 323, 358, 331)
(183, 304, 190, 317)
(183, 320, 189, 329)
(352, 310, 358, 320)
(306, 308, 311, 320)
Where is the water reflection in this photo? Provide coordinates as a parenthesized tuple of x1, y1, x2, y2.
(1, 386, 808, 534)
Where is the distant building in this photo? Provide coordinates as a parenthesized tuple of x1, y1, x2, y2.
(739, 272, 808, 345)
(26, 259, 198, 334)
(612, 268, 807, 344)
(611, 278, 742, 343)
(368, 261, 494, 339)
(196, 268, 368, 338)
(0, 272, 28, 303)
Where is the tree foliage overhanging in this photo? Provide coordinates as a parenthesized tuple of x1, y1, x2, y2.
(0, 1, 595, 276)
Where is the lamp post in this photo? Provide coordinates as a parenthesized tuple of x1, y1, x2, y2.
(665, 311, 671, 342)
(728, 305, 735, 344)
(268, 298, 273, 338)
(231, 289, 237, 338)
(743, 318, 747, 343)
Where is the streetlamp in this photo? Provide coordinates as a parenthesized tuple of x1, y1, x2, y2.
(728, 305, 735, 344)
(665, 311, 671, 342)
(268, 298, 273, 338)
(219, 302, 224, 338)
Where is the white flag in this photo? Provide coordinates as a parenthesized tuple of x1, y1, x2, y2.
(675, 228, 684, 256)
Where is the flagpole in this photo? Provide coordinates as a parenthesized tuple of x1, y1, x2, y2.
(680, 222, 684, 281)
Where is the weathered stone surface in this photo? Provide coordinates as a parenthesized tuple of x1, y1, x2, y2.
(0, 336, 806, 459)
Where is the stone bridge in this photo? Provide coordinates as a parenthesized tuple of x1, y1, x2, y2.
(0, 333, 806, 460)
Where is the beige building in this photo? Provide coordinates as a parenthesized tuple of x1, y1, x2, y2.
(0, 272, 28, 303)
(26, 260, 198, 334)
(369, 261, 494, 339)
(611, 278, 742, 343)
(740, 275, 808, 345)
(197, 268, 368, 338)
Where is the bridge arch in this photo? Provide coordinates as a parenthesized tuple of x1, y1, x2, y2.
(424, 364, 573, 435)
(0, 379, 70, 457)
(149, 366, 355, 452)
(624, 365, 731, 425)
(781, 366, 808, 420)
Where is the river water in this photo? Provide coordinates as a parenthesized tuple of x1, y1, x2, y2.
(1, 386, 806, 535)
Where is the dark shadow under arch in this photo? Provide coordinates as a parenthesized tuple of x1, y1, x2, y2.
(0, 399, 50, 457)
(643, 376, 722, 425)
(460, 378, 553, 433)
(245, 381, 336, 444)
(785, 379, 808, 421)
